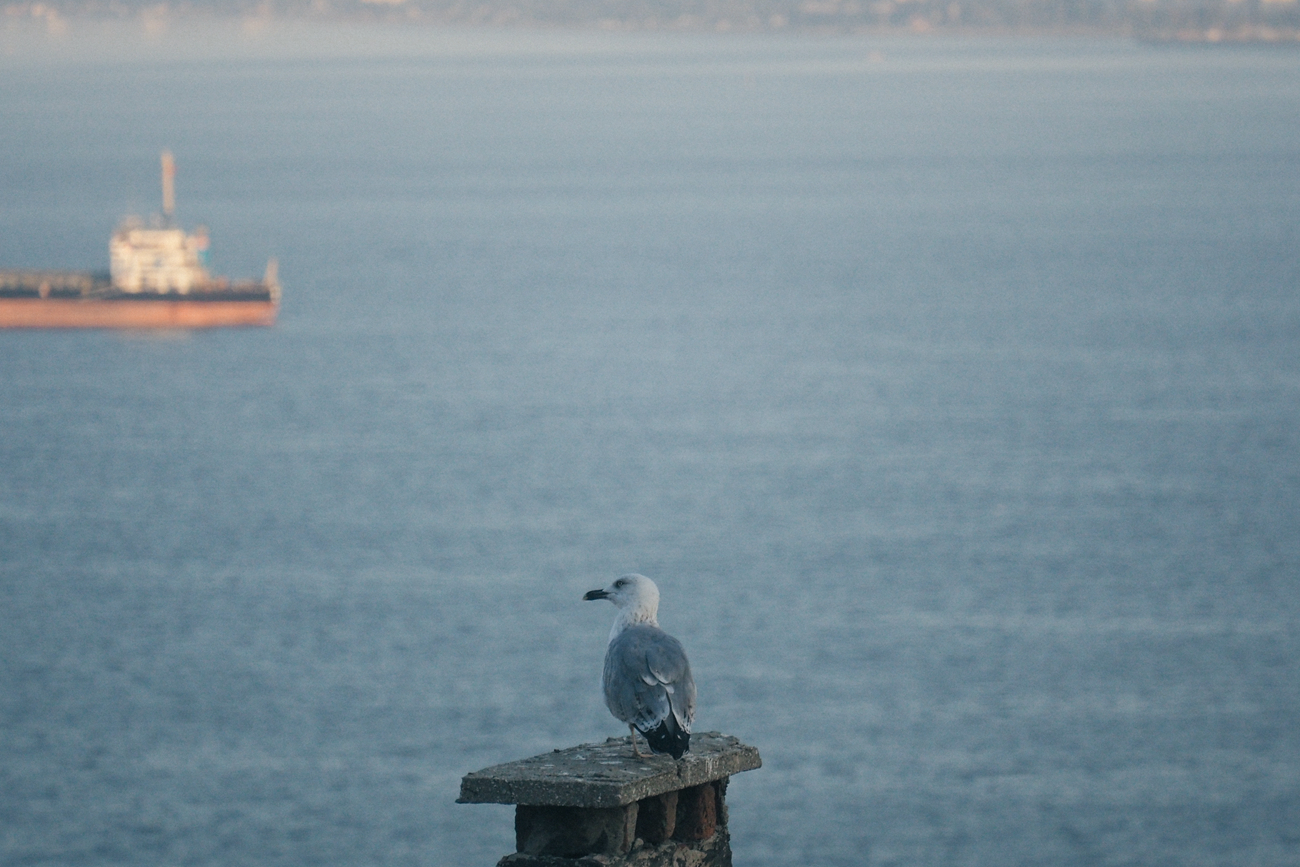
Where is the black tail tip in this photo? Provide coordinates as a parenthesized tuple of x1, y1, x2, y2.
(642, 721, 690, 759)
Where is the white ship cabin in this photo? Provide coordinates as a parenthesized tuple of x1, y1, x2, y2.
(109, 218, 211, 293)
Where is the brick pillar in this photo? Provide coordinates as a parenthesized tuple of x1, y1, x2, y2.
(459, 733, 760, 867)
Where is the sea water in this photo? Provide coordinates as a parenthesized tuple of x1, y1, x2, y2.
(0, 23, 1297, 866)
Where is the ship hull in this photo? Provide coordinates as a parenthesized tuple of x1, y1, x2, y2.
(0, 297, 277, 329)
(3, 151, 281, 330)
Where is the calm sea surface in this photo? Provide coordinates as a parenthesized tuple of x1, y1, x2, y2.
(1, 23, 1298, 867)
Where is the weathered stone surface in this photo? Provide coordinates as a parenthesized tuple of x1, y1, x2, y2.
(496, 854, 610, 867)
(517, 804, 639, 857)
(497, 827, 732, 867)
(459, 732, 761, 809)
(475, 735, 751, 867)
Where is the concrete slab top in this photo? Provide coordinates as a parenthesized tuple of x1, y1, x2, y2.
(458, 732, 761, 809)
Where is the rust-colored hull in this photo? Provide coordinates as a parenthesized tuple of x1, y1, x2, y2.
(0, 297, 277, 329)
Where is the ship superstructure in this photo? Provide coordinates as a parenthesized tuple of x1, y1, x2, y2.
(109, 220, 212, 293)
(109, 152, 212, 293)
(0, 151, 280, 329)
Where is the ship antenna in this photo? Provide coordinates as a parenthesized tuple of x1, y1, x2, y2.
(161, 150, 176, 225)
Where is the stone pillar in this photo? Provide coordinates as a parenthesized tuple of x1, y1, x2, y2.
(458, 732, 761, 867)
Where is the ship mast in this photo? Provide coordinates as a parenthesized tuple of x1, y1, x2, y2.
(161, 150, 176, 225)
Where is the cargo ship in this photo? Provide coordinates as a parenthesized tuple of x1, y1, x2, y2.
(0, 152, 279, 329)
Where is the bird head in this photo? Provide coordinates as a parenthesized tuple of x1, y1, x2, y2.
(584, 573, 660, 623)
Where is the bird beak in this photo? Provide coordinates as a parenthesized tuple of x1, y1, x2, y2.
(583, 589, 609, 601)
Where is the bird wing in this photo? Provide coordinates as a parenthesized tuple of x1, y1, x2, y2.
(603, 624, 696, 734)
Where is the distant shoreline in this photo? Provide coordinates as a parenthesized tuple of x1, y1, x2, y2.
(6, 0, 1300, 44)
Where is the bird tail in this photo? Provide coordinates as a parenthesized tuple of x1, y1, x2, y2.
(641, 715, 690, 759)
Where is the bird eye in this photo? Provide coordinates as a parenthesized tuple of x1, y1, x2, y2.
(614, 579, 626, 587)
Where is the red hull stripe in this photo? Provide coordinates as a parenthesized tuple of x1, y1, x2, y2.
(0, 299, 277, 329)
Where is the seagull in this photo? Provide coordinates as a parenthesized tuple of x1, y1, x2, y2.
(583, 573, 696, 759)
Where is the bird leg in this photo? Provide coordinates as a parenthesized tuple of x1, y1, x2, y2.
(629, 725, 645, 758)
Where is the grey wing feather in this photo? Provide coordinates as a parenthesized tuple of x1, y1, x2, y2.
(643, 631, 696, 731)
(603, 625, 696, 734)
